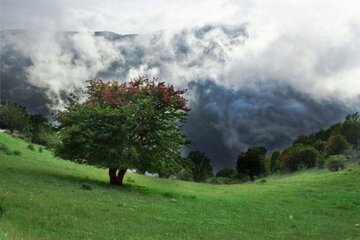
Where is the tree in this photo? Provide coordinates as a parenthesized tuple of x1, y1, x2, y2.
(56, 77, 190, 185)
(281, 144, 319, 172)
(236, 146, 266, 182)
(28, 114, 55, 146)
(187, 151, 213, 182)
(269, 150, 281, 174)
(313, 140, 326, 153)
(325, 134, 349, 155)
(341, 112, 360, 150)
(326, 155, 346, 172)
(0, 102, 30, 133)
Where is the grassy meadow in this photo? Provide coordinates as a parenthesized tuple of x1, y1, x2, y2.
(0, 133, 359, 239)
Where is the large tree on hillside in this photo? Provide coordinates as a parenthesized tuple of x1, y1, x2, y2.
(55, 77, 190, 185)
(237, 147, 266, 182)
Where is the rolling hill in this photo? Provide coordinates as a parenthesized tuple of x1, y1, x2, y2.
(0, 133, 359, 239)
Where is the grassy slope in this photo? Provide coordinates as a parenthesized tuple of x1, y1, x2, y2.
(0, 133, 359, 240)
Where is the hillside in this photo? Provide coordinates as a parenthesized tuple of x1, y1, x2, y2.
(0, 133, 359, 239)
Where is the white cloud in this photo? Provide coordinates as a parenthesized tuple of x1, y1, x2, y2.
(1, 0, 360, 108)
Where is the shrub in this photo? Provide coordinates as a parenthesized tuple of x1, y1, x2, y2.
(316, 156, 326, 169)
(80, 184, 92, 191)
(281, 144, 320, 172)
(208, 177, 241, 185)
(27, 144, 35, 151)
(314, 140, 326, 153)
(270, 151, 281, 173)
(326, 155, 346, 172)
(0, 143, 12, 155)
(177, 168, 193, 181)
(216, 167, 237, 178)
(341, 112, 360, 150)
(187, 151, 213, 182)
(325, 134, 349, 155)
(34, 127, 60, 148)
(0, 102, 30, 134)
(17, 133, 31, 142)
(38, 147, 43, 153)
(259, 179, 267, 183)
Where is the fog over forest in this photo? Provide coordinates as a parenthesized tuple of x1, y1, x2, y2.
(1, 0, 359, 168)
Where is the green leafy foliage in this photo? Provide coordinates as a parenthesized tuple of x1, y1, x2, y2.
(326, 155, 346, 171)
(313, 140, 326, 152)
(316, 155, 326, 169)
(28, 114, 58, 148)
(270, 150, 281, 174)
(216, 167, 237, 178)
(55, 77, 190, 185)
(341, 112, 360, 150)
(0, 102, 58, 148)
(187, 151, 213, 182)
(27, 144, 35, 151)
(0, 102, 30, 133)
(281, 144, 320, 172)
(277, 113, 360, 173)
(208, 176, 242, 185)
(56, 105, 131, 168)
(325, 134, 349, 155)
(237, 146, 266, 181)
(292, 113, 360, 156)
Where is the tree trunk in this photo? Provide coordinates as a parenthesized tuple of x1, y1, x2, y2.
(108, 168, 127, 186)
(109, 167, 119, 185)
(249, 174, 254, 182)
(117, 168, 127, 186)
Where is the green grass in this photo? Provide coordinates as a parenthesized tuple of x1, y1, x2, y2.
(0, 133, 359, 240)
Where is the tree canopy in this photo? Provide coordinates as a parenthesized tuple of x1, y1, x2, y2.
(270, 150, 281, 174)
(237, 146, 266, 181)
(342, 112, 360, 150)
(187, 151, 213, 182)
(281, 144, 320, 172)
(0, 102, 30, 133)
(55, 77, 190, 185)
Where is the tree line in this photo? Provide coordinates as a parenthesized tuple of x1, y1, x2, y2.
(214, 112, 360, 182)
(1, 77, 359, 185)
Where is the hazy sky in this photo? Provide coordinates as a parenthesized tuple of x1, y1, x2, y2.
(1, 0, 360, 166)
(1, 0, 359, 33)
(1, 0, 247, 33)
(1, 0, 360, 102)
(2, 0, 360, 103)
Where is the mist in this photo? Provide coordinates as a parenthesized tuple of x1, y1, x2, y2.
(1, 0, 360, 168)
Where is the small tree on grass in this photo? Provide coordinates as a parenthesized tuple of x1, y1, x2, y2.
(0, 102, 30, 133)
(281, 144, 320, 172)
(187, 151, 213, 182)
(236, 146, 266, 182)
(56, 77, 190, 186)
(341, 112, 360, 150)
(325, 134, 349, 155)
(270, 150, 281, 174)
